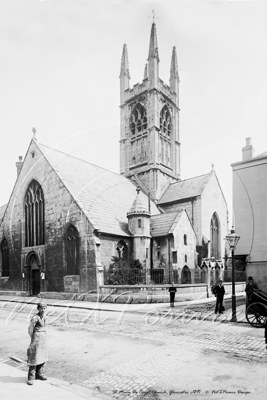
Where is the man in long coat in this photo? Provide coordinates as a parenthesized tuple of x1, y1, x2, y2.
(213, 280, 225, 314)
(27, 301, 48, 385)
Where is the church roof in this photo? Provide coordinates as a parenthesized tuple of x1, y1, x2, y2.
(36, 142, 159, 237)
(158, 173, 211, 204)
(0, 204, 7, 223)
(150, 211, 183, 237)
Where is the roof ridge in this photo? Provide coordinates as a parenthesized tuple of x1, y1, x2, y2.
(170, 172, 210, 185)
(36, 142, 121, 177)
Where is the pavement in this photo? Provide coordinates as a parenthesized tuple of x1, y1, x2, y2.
(0, 360, 109, 400)
(0, 291, 247, 320)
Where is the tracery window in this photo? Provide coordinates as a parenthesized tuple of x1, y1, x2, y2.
(116, 240, 127, 259)
(160, 105, 171, 137)
(1, 238, 9, 277)
(24, 180, 45, 247)
(130, 103, 147, 135)
(210, 213, 220, 260)
(66, 225, 79, 275)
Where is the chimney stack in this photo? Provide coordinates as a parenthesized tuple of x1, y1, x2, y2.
(242, 137, 255, 161)
(16, 156, 23, 177)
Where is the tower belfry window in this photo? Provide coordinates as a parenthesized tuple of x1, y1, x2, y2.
(129, 103, 147, 135)
(160, 105, 172, 137)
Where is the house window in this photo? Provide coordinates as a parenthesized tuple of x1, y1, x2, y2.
(1, 238, 9, 277)
(146, 248, 148, 258)
(138, 219, 142, 228)
(24, 180, 45, 247)
(184, 234, 187, 245)
(66, 225, 79, 275)
(172, 251, 177, 264)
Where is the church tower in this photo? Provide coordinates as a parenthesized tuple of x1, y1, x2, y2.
(119, 22, 181, 201)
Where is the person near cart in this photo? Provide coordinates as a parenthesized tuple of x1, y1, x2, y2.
(245, 276, 258, 310)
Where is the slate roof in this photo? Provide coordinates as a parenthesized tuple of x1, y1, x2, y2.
(36, 142, 160, 237)
(150, 211, 183, 237)
(252, 150, 267, 160)
(158, 173, 211, 204)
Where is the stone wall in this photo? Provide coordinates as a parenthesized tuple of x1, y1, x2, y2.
(201, 172, 228, 259)
(0, 140, 97, 293)
(161, 197, 202, 244)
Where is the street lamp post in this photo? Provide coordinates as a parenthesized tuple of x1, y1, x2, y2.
(225, 227, 240, 322)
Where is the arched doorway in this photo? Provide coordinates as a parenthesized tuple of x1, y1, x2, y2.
(26, 252, 41, 296)
(181, 265, 191, 284)
(210, 213, 220, 260)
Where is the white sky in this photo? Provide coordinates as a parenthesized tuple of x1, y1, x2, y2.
(0, 0, 266, 226)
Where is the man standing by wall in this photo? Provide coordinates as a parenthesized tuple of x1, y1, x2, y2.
(213, 280, 225, 314)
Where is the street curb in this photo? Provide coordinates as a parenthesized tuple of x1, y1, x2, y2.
(48, 377, 110, 400)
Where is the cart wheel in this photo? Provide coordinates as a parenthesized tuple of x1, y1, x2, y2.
(246, 302, 267, 328)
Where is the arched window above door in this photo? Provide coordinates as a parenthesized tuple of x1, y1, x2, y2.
(24, 180, 45, 247)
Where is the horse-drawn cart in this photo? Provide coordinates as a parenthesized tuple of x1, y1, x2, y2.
(246, 288, 267, 327)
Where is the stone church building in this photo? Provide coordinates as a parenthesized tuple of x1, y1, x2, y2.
(0, 22, 228, 296)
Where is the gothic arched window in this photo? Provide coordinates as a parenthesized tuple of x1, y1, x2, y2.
(181, 265, 191, 284)
(1, 238, 9, 277)
(160, 105, 172, 137)
(116, 240, 127, 259)
(24, 180, 45, 247)
(129, 103, 147, 135)
(210, 213, 220, 260)
(66, 225, 79, 275)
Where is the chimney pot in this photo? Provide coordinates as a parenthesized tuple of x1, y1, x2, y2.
(242, 138, 255, 161)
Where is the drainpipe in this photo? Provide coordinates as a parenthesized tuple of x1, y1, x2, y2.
(168, 234, 172, 284)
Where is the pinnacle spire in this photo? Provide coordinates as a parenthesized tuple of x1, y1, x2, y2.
(148, 23, 160, 61)
(119, 43, 130, 79)
(170, 46, 179, 79)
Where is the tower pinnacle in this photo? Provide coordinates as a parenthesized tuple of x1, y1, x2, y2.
(148, 23, 160, 61)
(120, 43, 130, 79)
(170, 46, 179, 79)
(120, 44, 131, 103)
